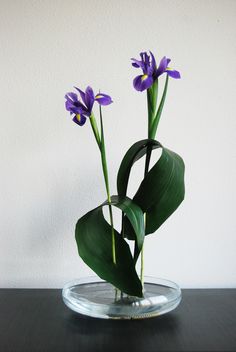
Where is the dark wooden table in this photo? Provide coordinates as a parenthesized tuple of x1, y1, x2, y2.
(0, 289, 235, 351)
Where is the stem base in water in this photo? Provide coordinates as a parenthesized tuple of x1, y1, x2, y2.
(62, 276, 181, 319)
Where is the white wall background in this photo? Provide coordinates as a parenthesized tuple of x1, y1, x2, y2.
(0, 0, 235, 288)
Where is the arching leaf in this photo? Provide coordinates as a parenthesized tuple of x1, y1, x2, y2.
(117, 139, 185, 237)
(117, 139, 161, 197)
(104, 195, 145, 260)
(75, 196, 144, 297)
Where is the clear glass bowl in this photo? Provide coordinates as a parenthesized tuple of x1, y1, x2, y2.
(62, 276, 181, 320)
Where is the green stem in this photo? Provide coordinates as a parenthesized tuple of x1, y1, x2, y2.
(150, 75, 169, 139)
(140, 218, 145, 286)
(108, 202, 116, 265)
(141, 75, 169, 286)
(147, 80, 158, 139)
(89, 113, 101, 147)
(140, 81, 159, 286)
(140, 145, 152, 286)
(99, 107, 117, 265)
(89, 111, 116, 265)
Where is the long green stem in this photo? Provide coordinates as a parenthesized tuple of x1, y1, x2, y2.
(99, 107, 116, 265)
(141, 75, 169, 285)
(147, 80, 158, 139)
(89, 113, 101, 146)
(140, 216, 145, 286)
(89, 111, 116, 265)
(139, 82, 159, 286)
(150, 75, 169, 139)
(140, 145, 152, 286)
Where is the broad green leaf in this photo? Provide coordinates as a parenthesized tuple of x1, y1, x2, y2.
(117, 139, 185, 237)
(117, 139, 161, 197)
(134, 147, 185, 234)
(105, 195, 145, 262)
(75, 196, 144, 297)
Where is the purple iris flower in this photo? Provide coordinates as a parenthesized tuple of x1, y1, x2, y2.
(131, 51, 181, 92)
(65, 86, 112, 126)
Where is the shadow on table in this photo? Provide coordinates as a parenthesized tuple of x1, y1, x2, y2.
(64, 311, 181, 352)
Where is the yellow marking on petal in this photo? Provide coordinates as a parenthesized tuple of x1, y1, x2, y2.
(76, 114, 81, 122)
(96, 94, 103, 99)
(166, 67, 173, 71)
(141, 74, 148, 81)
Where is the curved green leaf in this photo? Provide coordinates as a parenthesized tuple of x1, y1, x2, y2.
(75, 196, 144, 297)
(117, 139, 185, 236)
(104, 195, 145, 259)
(117, 139, 161, 196)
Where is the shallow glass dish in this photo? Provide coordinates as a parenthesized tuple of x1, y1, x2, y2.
(62, 276, 181, 320)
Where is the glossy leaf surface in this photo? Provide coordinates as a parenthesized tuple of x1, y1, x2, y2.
(75, 196, 144, 297)
(117, 139, 185, 236)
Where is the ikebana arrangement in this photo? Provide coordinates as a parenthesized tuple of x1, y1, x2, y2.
(64, 51, 185, 303)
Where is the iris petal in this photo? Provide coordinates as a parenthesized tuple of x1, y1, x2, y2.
(66, 92, 78, 102)
(131, 61, 142, 68)
(95, 93, 113, 105)
(166, 69, 181, 79)
(74, 87, 87, 105)
(133, 74, 153, 92)
(84, 86, 95, 113)
(65, 100, 81, 114)
(72, 114, 86, 126)
(85, 86, 95, 100)
(149, 51, 157, 72)
(155, 56, 168, 78)
(65, 85, 112, 123)
(65, 100, 73, 111)
(131, 58, 145, 70)
(142, 52, 150, 66)
(131, 51, 181, 91)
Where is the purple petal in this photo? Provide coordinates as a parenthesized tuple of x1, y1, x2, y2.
(72, 114, 87, 126)
(95, 93, 113, 106)
(84, 86, 95, 112)
(166, 69, 181, 79)
(65, 92, 78, 102)
(65, 100, 73, 111)
(65, 99, 74, 111)
(74, 86, 87, 105)
(142, 52, 150, 66)
(85, 86, 95, 100)
(131, 58, 143, 68)
(149, 51, 157, 70)
(65, 100, 80, 114)
(155, 56, 168, 78)
(133, 74, 153, 92)
(140, 52, 151, 74)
